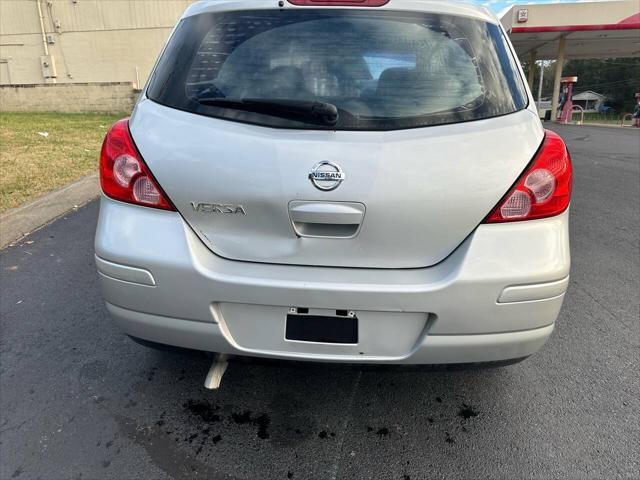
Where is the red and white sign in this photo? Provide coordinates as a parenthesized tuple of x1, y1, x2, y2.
(517, 9, 529, 23)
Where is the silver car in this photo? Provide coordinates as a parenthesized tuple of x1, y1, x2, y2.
(95, 0, 572, 366)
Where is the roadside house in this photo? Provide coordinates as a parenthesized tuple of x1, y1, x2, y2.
(572, 90, 607, 112)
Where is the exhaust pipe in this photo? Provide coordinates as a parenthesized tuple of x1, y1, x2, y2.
(204, 354, 228, 390)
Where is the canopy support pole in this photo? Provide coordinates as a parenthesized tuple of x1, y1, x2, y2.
(550, 35, 567, 122)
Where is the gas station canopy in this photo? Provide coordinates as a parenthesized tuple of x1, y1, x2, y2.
(501, 0, 639, 120)
(501, 0, 640, 60)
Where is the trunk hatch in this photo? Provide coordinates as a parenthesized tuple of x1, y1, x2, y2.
(131, 101, 543, 268)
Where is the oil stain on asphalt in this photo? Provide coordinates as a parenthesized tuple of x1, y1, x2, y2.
(230, 409, 271, 439)
(77, 355, 487, 478)
(114, 389, 482, 480)
(182, 399, 272, 441)
(458, 404, 480, 419)
(183, 399, 221, 423)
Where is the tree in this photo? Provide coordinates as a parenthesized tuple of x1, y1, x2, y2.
(563, 58, 640, 112)
(525, 58, 640, 112)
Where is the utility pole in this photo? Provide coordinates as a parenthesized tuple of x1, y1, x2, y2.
(537, 61, 545, 110)
(528, 51, 536, 89)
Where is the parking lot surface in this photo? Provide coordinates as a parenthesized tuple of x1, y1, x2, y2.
(1, 124, 638, 480)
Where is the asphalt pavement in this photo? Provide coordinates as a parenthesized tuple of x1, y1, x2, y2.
(1, 124, 638, 480)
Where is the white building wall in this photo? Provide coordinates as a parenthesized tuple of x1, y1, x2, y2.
(0, 0, 195, 86)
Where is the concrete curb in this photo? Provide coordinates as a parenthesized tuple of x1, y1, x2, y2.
(579, 122, 635, 129)
(0, 173, 100, 249)
(543, 121, 636, 129)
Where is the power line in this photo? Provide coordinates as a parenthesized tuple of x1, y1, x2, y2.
(535, 78, 638, 97)
(576, 79, 638, 90)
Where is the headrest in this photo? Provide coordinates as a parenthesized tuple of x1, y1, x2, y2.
(376, 67, 416, 96)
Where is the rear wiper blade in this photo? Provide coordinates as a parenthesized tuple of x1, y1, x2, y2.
(197, 97, 339, 126)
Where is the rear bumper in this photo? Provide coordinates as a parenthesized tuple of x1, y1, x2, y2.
(107, 302, 554, 364)
(95, 196, 570, 364)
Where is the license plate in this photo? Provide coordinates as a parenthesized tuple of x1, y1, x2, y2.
(285, 313, 358, 344)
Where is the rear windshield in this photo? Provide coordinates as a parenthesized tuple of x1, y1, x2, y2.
(148, 9, 527, 130)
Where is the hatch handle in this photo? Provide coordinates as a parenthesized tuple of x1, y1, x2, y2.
(288, 201, 365, 238)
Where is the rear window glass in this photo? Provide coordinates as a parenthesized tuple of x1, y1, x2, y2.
(148, 9, 527, 130)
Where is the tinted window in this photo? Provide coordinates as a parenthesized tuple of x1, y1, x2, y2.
(148, 10, 527, 130)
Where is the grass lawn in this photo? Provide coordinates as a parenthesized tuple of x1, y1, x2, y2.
(580, 113, 627, 126)
(0, 112, 124, 213)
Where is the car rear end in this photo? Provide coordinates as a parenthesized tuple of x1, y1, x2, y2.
(95, 0, 571, 364)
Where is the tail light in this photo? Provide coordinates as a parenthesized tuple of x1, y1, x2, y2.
(484, 130, 572, 223)
(100, 119, 175, 211)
